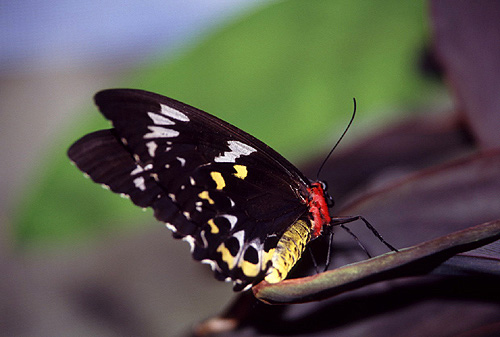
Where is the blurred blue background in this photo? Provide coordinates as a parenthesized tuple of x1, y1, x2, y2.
(1, 0, 264, 71)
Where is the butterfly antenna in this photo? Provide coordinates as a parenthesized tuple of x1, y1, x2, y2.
(316, 98, 357, 180)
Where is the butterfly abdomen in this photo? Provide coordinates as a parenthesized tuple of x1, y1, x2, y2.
(265, 219, 313, 284)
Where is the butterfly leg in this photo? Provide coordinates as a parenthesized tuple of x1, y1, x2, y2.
(322, 222, 372, 272)
(331, 215, 398, 252)
(308, 247, 321, 274)
(324, 227, 335, 271)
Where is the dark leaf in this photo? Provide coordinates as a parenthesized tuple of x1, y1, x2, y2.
(431, 0, 500, 148)
(336, 149, 500, 257)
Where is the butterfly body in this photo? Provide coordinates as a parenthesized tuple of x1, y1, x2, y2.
(68, 89, 333, 291)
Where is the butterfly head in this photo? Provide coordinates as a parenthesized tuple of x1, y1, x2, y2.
(318, 180, 334, 208)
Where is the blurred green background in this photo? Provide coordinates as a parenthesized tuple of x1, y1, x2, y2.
(8, 0, 442, 249)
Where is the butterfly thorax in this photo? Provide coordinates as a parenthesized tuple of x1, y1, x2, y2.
(307, 181, 332, 238)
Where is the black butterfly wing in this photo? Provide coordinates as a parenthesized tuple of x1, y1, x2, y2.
(68, 89, 312, 289)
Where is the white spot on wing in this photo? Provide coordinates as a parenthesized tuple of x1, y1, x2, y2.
(183, 211, 191, 220)
(130, 165, 144, 176)
(144, 164, 153, 171)
(232, 230, 245, 245)
(133, 177, 146, 191)
(220, 214, 238, 229)
(168, 193, 176, 202)
(200, 230, 208, 248)
(147, 112, 175, 125)
(165, 222, 177, 233)
(242, 284, 252, 291)
(176, 157, 186, 167)
(214, 140, 256, 163)
(182, 235, 196, 253)
(146, 141, 158, 157)
(201, 259, 219, 272)
(144, 126, 179, 139)
(233, 279, 244, 288)
(160, 104, 190, 122)
(250, 238, 262, 248)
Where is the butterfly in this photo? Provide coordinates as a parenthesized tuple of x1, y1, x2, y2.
(68, 89, 392, 291)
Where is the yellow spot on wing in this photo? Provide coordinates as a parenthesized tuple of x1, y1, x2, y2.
(208, 219, 219, 234)
(217, 243, 237, 269)
(210, 171, 226, 190)
(198, 191, 215, 204)
(239, 259, 260, 277)
(233, 164, 248, 179)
